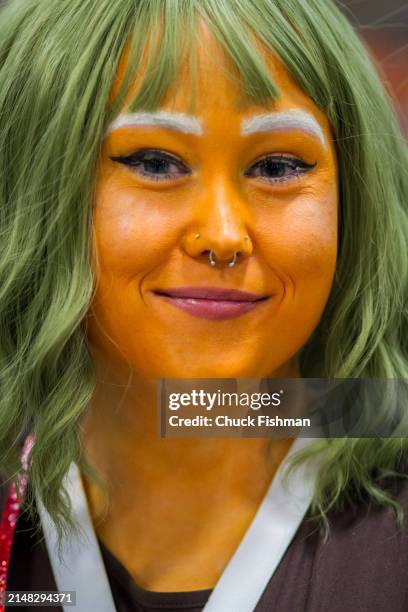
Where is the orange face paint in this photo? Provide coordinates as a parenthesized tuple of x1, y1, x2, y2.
(87, 27, 338, 380)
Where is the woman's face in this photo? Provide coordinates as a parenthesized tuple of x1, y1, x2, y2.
(88, 28, 338, 379)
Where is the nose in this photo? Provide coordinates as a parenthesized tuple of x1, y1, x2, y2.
(182, 180, 253, 267)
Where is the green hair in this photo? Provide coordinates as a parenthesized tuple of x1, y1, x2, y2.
(0, 0, 407, 546)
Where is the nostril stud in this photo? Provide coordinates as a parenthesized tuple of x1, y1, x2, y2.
(195, 233, 200, 239)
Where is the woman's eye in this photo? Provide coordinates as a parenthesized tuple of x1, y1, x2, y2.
(244, 155, 316, 183)
(110, 149, 191, 181)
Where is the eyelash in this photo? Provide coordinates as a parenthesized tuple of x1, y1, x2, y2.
(110, 149, 316, 184)
(110, 149, 190, 182)
(244, 154, 316, 184)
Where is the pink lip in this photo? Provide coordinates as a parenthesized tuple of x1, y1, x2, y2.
(152, 287, 270, 320)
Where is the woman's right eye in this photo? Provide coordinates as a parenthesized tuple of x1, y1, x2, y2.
(110, 149, 191, 182)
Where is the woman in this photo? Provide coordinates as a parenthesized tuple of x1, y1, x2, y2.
(0, 0, 407, 610)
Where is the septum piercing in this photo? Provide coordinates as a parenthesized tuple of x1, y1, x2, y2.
(194, 233, 249, 267)
(209, 250, 241, 267)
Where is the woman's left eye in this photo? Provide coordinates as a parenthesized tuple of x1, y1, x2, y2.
(110, 149, 191, 181)
(244, 155, 316, 183)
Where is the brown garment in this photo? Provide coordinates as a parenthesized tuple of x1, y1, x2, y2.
(2, 475, 408, 612)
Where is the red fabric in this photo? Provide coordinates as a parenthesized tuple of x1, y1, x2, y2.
(0, 433, 34, 611)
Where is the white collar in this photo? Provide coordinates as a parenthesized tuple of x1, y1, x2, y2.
(37, 436, 321, 612)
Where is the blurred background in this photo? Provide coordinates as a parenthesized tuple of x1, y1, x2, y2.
(336, 0, 408, 134)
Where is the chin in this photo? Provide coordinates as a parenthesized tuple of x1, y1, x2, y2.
(152, 360, 279, 379)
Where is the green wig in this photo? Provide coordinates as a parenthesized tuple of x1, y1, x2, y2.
(0, 0, 407, 545)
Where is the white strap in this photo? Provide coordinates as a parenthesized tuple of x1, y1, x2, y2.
(36, 463, 117, 612)
(37, 436, 320, 612)
(202, 436, 320, 611)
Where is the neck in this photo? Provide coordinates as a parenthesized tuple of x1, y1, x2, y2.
(78, 353, 298, 590)
(79, 353, 300, 502)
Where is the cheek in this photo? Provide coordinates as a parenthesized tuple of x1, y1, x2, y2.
(259, 184, 337, 272)
(259, 189, 338, 332)
(87, 177, 173, 357)
(285, 200, 337, 283)
(92, 178, 180, 279)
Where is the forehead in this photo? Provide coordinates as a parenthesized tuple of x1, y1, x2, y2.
(109, 21, 331, 134)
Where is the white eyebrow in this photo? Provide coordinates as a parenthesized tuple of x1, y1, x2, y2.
(105, 111, 204, 137)
(241, 110, 326, 147)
